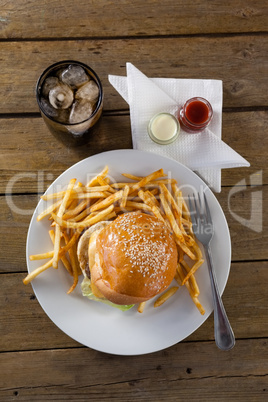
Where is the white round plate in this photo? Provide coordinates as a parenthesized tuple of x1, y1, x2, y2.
(26, 150, 231, 355)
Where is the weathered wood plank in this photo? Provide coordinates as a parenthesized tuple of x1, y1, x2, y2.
(215, 186, 267, 261)
(0, 35, 267, 114)
(1, 0, 267, 39)
(0, 110, 267, 194)
(0, 194, 38, 273)
(0, 2, 266, 399)
(1, 262, 267, 352)
(0, 339, 267, 401)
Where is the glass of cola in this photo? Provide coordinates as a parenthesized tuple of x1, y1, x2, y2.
(36, 60, 103, 146)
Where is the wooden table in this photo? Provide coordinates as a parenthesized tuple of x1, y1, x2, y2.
(1, 1, 267, 400)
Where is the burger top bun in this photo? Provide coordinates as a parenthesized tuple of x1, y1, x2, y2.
(91, 212, 178, 305)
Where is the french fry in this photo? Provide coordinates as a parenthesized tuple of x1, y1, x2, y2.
(86, 165, 109, 187)
(151, 205, 166, 224)
(192, 241, 203, 260)
(180, 260, 200, 297)
(121, 173, 175, 186)
(138, 190, 155, 209)
(177, 263, 204, 314)
(66, 239, 80, 294)
(62, 199, 90, 220)
(82, 185, 111, 193)
(23, 258, 53, 285)
(144, 190, 159, 206)
(70, 205, 92, 222)
(24, 230, 82, 285)
(181, 197, 192, 221)
(120, 185, 130, 208)
(75, 191, 107, 199)
(52, 204, 114, 229)
(129, 169, 167, 194)
(29, 251, 54, 260)
(59, 230, 82, 255)
(111, 182, 137, 189)
(90, 190, 123, 212)
(139, 190, 168, 227)
(103, 211, 117, 221)
(137, 302, 146, 313)
(182, 259, 204, 286)
(125, 201, 152, 212)
(159, 193, 185, 243)
(50, 230, 73, 276)
(192, 297, 205, 315)
(97, 176, 116, 193)
(144, 179, 177, 187)
(175, 238, 197, 261)
(114, 206, 136, 213)
(66, 198, 80, 214)
(83, 204, 115, 225)
(159, 183, 181, 216)
(154, 287, 179, 307)
(177, 263, 194, 297)
(171, 183, 183, 224)
(52, 178, 77, 269)
(41, 182, 83, 201)
(37, 199, 62, 221)
(41, 191, 67, 201)
(121, 173, 142, 181)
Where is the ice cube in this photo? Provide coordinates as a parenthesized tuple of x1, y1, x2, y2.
(69, 99, 94, 124)
(48, 83, 74, 109)
(40, 98, 70, 123)
(42, 76, 59, 98)
(75, 80, 100, 103)
(61, 65, 89, 89)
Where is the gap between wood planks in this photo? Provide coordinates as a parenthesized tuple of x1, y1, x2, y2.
(0, 105, 267, 120)
(0, 31, 267, 43)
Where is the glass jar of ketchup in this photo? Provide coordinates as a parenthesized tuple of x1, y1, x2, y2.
(179, 97, 213, 133)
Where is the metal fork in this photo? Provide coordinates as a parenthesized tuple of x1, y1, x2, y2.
(188, 191, 235, 351)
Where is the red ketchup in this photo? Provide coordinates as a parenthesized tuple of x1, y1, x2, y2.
(179, 97, 213, 133)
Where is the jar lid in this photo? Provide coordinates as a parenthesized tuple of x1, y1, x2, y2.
(148, 113, 180, 145)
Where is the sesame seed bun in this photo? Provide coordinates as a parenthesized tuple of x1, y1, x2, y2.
(90, 212, 178, 305)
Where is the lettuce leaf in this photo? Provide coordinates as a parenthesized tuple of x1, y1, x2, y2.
(81, 277, 134, 311)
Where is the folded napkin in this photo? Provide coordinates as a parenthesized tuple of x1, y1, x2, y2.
(109, 63, 250, 192)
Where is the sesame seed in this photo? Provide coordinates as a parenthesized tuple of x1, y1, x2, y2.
(111, 212, 173, 279)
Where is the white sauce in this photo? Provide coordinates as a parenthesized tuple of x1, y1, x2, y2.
(148, 113, 179, 144)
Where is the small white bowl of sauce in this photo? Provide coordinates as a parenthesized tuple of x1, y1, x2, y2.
(148, 113, 180, 145)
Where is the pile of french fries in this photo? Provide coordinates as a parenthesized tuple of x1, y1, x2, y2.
(24, 166, 205, 315)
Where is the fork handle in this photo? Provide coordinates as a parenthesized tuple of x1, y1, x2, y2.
(204, 246, 235, 351)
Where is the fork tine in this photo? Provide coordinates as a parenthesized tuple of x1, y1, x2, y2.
(198, 191, 202, 209)
(193, 193, 201, 222)
(197, 191, 203, 219)
(203, 192, 212, 224)
(187, 195, 196, 225)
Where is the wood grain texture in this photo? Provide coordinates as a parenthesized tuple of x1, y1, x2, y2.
(0, 110, 267, 194)
(1, 261, 267, 352)
(0, 35, 267, 114)
(0, 1, 267, 399)
(1, 339, 267, 401)
(0, 0, 267, 39)
(0, 185, 267, 274)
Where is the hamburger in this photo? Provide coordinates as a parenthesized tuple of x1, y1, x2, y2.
(77, 211, 178, 310)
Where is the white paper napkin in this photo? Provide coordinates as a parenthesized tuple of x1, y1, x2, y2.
(109, 63, 250, 192)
